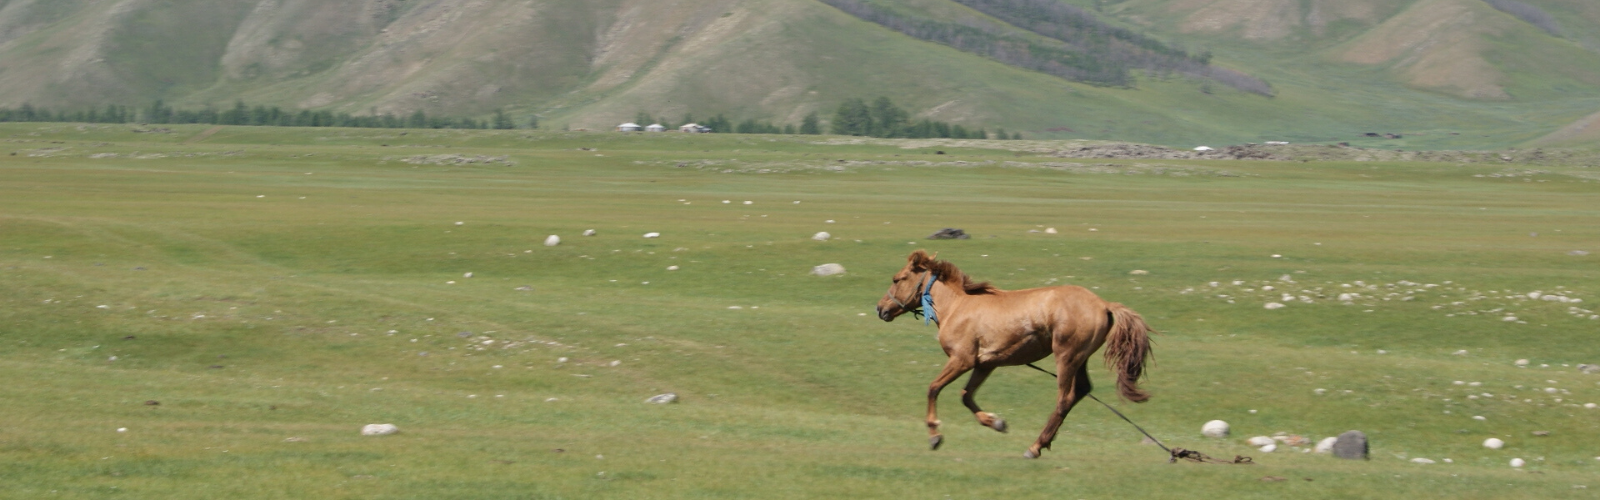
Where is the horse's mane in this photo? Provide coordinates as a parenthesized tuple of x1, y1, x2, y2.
(924, 257, 999, 295)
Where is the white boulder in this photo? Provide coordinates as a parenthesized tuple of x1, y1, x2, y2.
(1202, 420, 1230, 438)
(1484, 438, 1505, 450)
(1314, 437, 1338, 453)
(361, 424, 399, 436)
(1045, 227, 1058, 234)
(812, 232, 831, 241)
(811, 263, 846, 276)
(1264, 302, 1285, 310)
(1510, 458, 1525, 468)
(646, 393, 678, 404)
(1410, 458, 1435, 464)
(1203, 416, 1228, 435)
(1259, 444, 1277, 453)
(544, 235, 561, 247)
(1247, 436, 1275, 447)
(643, 232, 661, 238)
(1515, 359, 1530, 366)
(582, 229, 596, 236)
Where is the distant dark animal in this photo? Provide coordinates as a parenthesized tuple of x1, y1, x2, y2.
(926, 228, 969, 240)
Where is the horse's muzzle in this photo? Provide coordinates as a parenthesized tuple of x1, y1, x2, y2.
(877, 306, 896, 322)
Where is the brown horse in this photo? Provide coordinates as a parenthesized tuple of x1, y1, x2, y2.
(876, 250, 1153, 459)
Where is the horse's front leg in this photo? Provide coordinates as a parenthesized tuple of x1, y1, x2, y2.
(960, 366, 1007, 433)
(925, 357, 973, 450)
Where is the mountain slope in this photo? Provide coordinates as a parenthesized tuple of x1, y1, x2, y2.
(0, 0, 1596, 148)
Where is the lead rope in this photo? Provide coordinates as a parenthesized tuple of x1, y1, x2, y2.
(1023, 363, 1253, 465)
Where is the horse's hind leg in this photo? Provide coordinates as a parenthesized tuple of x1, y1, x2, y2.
(925, 357, 973, 450)
(1025, 363, 1091, 459)
(960, 366, 1007, 433)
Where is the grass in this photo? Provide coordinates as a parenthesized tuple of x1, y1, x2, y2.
(2, 123, 1598, 498)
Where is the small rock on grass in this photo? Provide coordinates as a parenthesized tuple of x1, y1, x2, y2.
(645, 393, 678, 404)
(811, 263, 846, 276)
(1314, 437, 1337, 453)
(812, 232, 831, 241)
(1511, 458, 1526, 468)
(1484, 438, 1505, 449)
(1201, 420, 1230, 438)
(1246, 436, 1275, 447)
(1410, 458, 1435, 464)
(544, 235, 561, 246)
(361, 424, 399, 436)
(1332, 430, 1368, 460)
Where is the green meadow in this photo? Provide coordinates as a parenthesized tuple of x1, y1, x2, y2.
(1, 124, 1597, 498)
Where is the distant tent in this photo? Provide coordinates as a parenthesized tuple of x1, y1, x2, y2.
(645, 123, 666, 132)
(617, 122, 642, 132)
(679, 123, 711, 133)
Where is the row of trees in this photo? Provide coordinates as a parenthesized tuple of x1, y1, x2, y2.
(832, 97, 1022, 139)
(0, 100, 538, 130)
(632, 111, 825, 135)
(1, 99, 1020, 138)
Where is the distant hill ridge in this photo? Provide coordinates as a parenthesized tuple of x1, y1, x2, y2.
(0, 0, 1595, 148)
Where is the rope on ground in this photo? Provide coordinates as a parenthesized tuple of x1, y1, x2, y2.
(1023, 362, 1252, 465)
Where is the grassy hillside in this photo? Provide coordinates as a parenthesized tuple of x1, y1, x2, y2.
(0, 1, 1596, 147)
(2, 124, 1598, 498)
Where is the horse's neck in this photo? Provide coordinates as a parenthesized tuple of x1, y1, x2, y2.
(929, 280, 967, 313)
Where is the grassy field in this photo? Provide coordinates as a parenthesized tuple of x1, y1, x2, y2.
(2, 123, 1598, 498)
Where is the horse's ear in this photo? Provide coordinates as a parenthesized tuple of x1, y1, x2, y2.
(907, 249, 932, 269)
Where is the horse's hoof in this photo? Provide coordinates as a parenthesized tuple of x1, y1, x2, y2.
(991, 417, 1008, 433)
(1023, 449, 1040, 459)
(930, 435, 944, 450)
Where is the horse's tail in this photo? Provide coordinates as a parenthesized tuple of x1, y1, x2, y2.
(1104, 303, 1153, 403)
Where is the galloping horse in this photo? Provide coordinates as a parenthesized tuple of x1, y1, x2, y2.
(876, 250, 1154, 459)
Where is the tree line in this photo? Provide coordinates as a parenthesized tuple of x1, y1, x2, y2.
(0, 100, 538, 130)
(831, 97, 1021, 139)
(632, 111, 825, 135)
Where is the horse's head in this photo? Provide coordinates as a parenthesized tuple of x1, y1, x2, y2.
(876, 250, 935, 322)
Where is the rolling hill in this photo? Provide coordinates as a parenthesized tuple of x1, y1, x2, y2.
(0, 0, 1597, 148)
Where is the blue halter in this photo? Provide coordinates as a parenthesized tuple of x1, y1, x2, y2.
(921, 272, 939, 325)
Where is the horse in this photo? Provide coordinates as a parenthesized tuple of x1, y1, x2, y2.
(876, 249, 1153, 459)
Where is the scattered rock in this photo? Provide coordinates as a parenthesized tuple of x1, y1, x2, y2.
(1332, 430, 1368, 460)
(666, 266, 679, 271)
(1129, 270, 1149, 275)
(1515, 359, 1530, 367)
(361, 424, 399, 436)
(1484, 438, 1505, 450)
(645, 393, 678, 404)
(1410, 458, 1436, 464)
(1578, 364, 1599, 374)
(1259, 444, 1277, 453)
(1045, 227, 1058, 234)
(1202, 420, 1230, 438)
(811, 263, 846, 276)
(1453, 350, 1468, 356)
(812, 232, 831, 241)
(643, 232, 661, 238)
(515, 286, 533, 291)
(926, 228, 970, 240)
(1247, 436, 1275, 447)
(1282, 435, 1310, 446)
(1571, 250, 1590, 256)
(463, 272, 473, 278)
(1510, 458, 1526, 468)
(1314, 437, 1338, 453)
(544, 235, 560, 246)
(1264, 302, 1285, 310)
(144, 400, 159, 406)
(582, 229, 596, 236)
(1532, 431, 1550, 437)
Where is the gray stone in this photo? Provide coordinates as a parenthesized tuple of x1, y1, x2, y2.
(645, 393, 678, 404)
(810, 263, 846, 276)
(1579, 364, 1600, 374)
(1332, 430, 1368, 460)
(926, 228, 970, 240)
